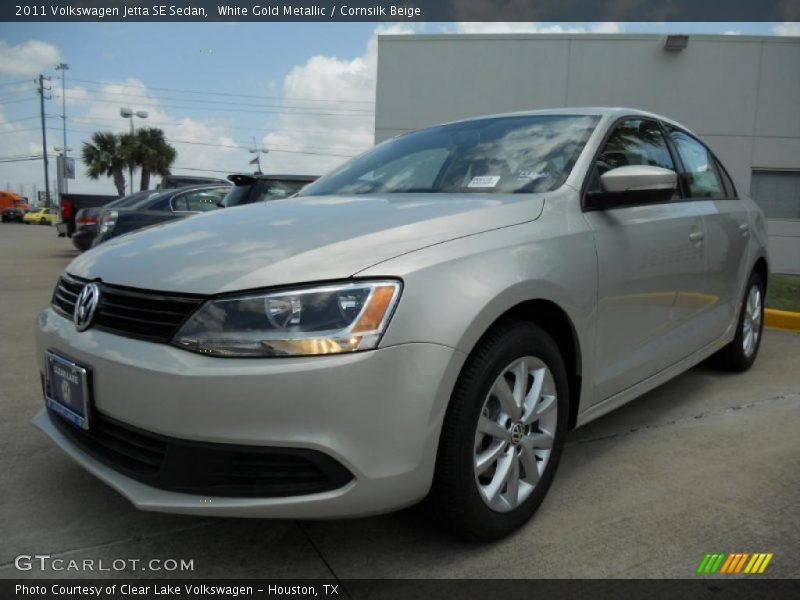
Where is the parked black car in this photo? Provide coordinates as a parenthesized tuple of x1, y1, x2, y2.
(1, 207, 25, 223)
(72, 191, 160, 252)
(222, 174, 318, 208)
(93, 185, 230, 247)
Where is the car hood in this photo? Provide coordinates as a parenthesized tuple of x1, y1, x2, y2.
(67, 193, 546, 294)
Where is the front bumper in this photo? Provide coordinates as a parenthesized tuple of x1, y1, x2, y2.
(34, 308, 465, 518)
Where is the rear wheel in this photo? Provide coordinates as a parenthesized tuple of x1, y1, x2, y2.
(431, 320, 569, 541)
(711, 271, 765, 372)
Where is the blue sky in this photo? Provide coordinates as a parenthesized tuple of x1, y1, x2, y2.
(0, 21, 795, 198)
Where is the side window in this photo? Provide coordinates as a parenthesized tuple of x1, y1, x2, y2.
(588, 119, 676, 193)
(183, 190, 225, 212)
(170, 195, 189, 212)
(669, 130, 725, 199)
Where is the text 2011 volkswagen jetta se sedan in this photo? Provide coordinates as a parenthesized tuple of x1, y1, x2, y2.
(34, 108, 768, 540)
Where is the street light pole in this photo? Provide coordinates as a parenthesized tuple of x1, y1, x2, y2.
(120, 107, 148, 194)
(55, 63, 69, 193)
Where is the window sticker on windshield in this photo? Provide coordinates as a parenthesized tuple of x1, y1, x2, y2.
(517, 170, 548, 181)
(467, 175, 501, 188)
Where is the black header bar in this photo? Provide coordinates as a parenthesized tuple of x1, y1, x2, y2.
(4, 1, 799, 22)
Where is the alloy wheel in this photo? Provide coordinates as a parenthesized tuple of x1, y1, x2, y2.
(742, 285, 762, 358)
(473, 356, 558, 512)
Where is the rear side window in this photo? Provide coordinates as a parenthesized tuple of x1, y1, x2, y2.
(668, 130, 725, 199)
(173, 189, 226, 212)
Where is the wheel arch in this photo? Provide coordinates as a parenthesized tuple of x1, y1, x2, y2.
(753, 256, 769, 290)
(462, 298, 583, 430)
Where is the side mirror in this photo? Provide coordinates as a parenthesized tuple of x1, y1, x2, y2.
(586, 166, 677, 210)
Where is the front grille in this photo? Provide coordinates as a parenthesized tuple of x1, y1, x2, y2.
(49, 410, 354, 497)
(52, 274, 204, 343)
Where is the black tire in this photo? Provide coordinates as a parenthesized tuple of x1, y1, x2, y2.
(710, 271, 765, 372)
(431, 320, 569, 541)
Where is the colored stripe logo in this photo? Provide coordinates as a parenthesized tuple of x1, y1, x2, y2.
(697, 552, 773, 574)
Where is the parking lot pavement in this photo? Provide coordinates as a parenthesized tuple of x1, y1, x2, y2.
(1, 221, 798, 580)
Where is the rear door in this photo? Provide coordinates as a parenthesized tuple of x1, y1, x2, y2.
(583, 118, 709, 401)
(667, 128, 750, 345)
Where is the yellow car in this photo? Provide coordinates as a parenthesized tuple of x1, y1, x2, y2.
(23, 208, 60, 226)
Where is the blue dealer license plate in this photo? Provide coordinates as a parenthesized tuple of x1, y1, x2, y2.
(45, 351, 92, 430)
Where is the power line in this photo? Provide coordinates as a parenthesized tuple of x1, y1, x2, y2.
(0, 79, 32, 88)
(0, 90, 35, 102)
(0, 155, 44, 163)
(55, 95, 374, 118)
(67, 114, 366, 137)
(0, 127, 41, 135)
(69, 77, 374, 105)
(0, 96, 38, 106)
(1, 115, 40, 125)
(55, 86, 374, 114)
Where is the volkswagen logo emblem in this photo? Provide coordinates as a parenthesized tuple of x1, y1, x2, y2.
(510, 422, 525, 446)
(74, 283, 101, 332)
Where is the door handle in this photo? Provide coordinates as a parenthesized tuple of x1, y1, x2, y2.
(739, 224, 750, 237)
(689, 231, 705, 242)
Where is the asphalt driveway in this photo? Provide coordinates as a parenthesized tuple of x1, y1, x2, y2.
(1, 223, 798, 579)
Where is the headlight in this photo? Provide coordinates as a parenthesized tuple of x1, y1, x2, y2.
(172, 280, 402, 357)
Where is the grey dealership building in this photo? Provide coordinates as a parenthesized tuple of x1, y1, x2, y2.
(375, 33, 800, 274)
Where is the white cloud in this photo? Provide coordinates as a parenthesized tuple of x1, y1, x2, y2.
(773, 22, 800, 36)
(258, 24, 418, 174)
(454, 22, 621, 34)
(0, 40, 61, 76)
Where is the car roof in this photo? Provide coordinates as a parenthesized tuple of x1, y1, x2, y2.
(437, 107, 696, 137)
(227, 174, 319, 186)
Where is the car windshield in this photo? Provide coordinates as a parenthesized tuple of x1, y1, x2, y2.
(299, 114, 600, 197)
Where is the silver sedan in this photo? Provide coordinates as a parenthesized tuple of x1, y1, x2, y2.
(34, 107, 768, 540)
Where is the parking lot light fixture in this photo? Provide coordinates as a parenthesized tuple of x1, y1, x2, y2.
(120, 108, 149, 194)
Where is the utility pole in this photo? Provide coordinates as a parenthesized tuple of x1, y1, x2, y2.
(55, 63, 69, 193)
(36, 74, 51, 207)
(249, 136, 268, 175)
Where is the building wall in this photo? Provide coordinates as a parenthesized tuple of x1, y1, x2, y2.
(375, 34, 800, 273)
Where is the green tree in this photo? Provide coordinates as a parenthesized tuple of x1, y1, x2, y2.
(124, 128, 177, 191)
(81, 131, 128, 196)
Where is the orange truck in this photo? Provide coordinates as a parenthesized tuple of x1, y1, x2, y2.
(0, 190, 29, 211)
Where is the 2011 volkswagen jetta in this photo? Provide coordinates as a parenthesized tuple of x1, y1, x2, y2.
(34, 108, 768, 540)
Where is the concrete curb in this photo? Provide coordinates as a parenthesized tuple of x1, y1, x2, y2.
(765, 308, 800, 332)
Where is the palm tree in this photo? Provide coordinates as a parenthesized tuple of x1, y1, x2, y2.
(125, 128, 177, 191)
(81, 131, 127, 196)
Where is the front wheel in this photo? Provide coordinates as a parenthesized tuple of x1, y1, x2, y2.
(431, 320, 569, 541)
(711, 271, 765, 372)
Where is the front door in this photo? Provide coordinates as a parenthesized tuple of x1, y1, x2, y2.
(583, 118, 709, 402)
